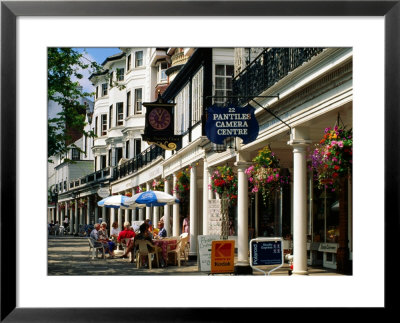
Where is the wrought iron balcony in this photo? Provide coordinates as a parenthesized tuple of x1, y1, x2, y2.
(68, 167, 112, 191)
(113, 144, 165, 180)
(232, 47, 324, 105)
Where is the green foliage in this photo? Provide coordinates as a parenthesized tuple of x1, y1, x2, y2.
(48, 48, 101, 160)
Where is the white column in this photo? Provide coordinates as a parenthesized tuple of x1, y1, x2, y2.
(64, 202, 68, 229)
(235, 161, 252, 268)
(288, 128, 311, 276)
(172, 173, 180, 237)
(202, 160, 209, 236)
(69, 204, 74, 234)
(290, 144, 310, 275)
(153, 207, 160, 228)
(189, 163, 198, 257)
(56, 204, 60, 223)
(146, 182, 152, 220)
(102, 206, 106, 224)
(74, 200, 78, 233)
(110, 208, 116, 236)
(117, 209, 122, 230)
(94, 204, 98, 225)
(138, 207, 144, 221)
(164, 178, 171, 236)
(124, 209, 129, 225)
(87, 196, 91, 224)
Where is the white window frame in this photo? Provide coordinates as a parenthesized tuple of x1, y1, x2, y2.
(135, 50, 143, 67)
(127, 54, 132, 71)
(126, 91, 132, 117)
(101, 114, 107, 136)
(175, 83, 190, 135)
(102, 83, 108, 96)
(158, 61, 168, 83)
(214, 64, 234, 105)
(191, 67, 203, 125)
(116, 68, 124, 81)
(134, 88, 143, 114)
(116, 102, 124, 126)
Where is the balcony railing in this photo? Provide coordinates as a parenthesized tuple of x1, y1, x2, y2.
(232, 48, 324, 105)
(113, 144, 165, 180)
(67, 167, 113, 191)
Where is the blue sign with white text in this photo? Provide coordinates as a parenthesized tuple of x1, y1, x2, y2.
(251, 240, 283, 266)
(205, 104, 259, 145)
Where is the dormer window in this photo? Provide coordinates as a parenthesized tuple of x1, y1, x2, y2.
(117, 68, 124, 81)
(102, 83, 108, 96)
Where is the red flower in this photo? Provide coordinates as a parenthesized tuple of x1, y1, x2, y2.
(334, 165, 340, 170)
(332, 172, 339, 178)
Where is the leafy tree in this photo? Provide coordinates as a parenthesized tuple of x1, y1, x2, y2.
(48, 48, 101, 160)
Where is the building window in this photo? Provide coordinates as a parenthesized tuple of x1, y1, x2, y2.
(175, 84, 190, 135)
(127, 54, 132, 71)
(126, 91, 132, 117)
(116, 148, 123, 165)
(116, 68, 124, 81)
(214, 64, 234, 105)
(101, 114, 107, 136)
(108, 149, 112, 166)
(95, 116, 98, 136)
(134, 139, 141, 156)
(63, 181, 67, 190)
(71, 148, 80, 161)
(95, 86, 98, 99)
(109, 105, 113, 128)
(109, 71, 113, 86)
(125, 140, 130, 159)
(192, 67, 203, 125)
(135, 51, 143, 67)
(134, 88, 142, 114)
(159, 61, 168, 83)
(102, 83, 108, 96)
(101, 155, 106, 169)
(116, 102, 124, 126)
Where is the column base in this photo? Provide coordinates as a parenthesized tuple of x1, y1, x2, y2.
(292, 270, 309, 275)
(234, 265, 253, 275)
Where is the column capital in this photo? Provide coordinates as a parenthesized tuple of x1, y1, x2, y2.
(234, 161, 252, 170)
(287, 139, 312, 147)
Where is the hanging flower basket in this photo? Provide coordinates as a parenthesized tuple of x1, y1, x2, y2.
(175, 167, 190, 199)
(152, 179, 165, 191)
(210, 165, 238, 206)
(245, 146, 289, 205)
(78, 198, 87, 208)
(309, 125, 352, 190)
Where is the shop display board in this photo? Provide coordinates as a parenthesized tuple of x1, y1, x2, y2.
(211, 240, 235, 274)
(250, 237, 284, 275)
(197, 235, 220, 272)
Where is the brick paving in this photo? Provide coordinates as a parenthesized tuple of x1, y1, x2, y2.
(47, 236, 341, 276)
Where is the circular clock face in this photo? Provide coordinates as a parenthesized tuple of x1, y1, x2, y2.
(148, 107, 171, 130)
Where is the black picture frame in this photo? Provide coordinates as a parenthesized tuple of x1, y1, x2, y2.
(1, 1, 397, 321)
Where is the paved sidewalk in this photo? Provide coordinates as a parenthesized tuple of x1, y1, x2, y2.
(48, 235, 342, 276)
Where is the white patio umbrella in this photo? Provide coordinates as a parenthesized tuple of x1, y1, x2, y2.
(97, 195, 144, 209)
(126, 190, 179, 207)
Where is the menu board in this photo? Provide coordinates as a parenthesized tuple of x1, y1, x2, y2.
(197, 235, 220, 272)
(208, 200, 222, 235)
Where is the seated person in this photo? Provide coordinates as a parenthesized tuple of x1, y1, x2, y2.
(134, 223, 162, 265)
(110, 221, 120, 242)
(156, 221, 167, 238)
(117, 221, 136, 259)
(98, 222, 116, 258)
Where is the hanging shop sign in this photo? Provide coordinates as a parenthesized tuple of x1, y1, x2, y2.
(205, 104, 259, 145)
(250, 237, 284, 275)
(211, 240, 235, 274)
(97, 187, 110, 198)
(142, 94, 181, 150)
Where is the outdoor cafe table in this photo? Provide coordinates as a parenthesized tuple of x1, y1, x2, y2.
(152, 238, 177, 265)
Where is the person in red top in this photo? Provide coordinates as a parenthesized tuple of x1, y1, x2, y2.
(118, 221, 136, 259)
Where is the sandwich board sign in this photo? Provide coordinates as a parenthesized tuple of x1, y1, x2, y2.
(250, 237, 284, 276)
(197, 235, 220, 272)
(211, 240, 235, 274)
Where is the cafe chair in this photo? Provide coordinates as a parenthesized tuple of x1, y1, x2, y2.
(88, 238, 105, 260)
(167, 237, 186, 267)
(135, 240, 159, 270)
(121, 238, 134, 261)
(179, 233, 189, 264)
